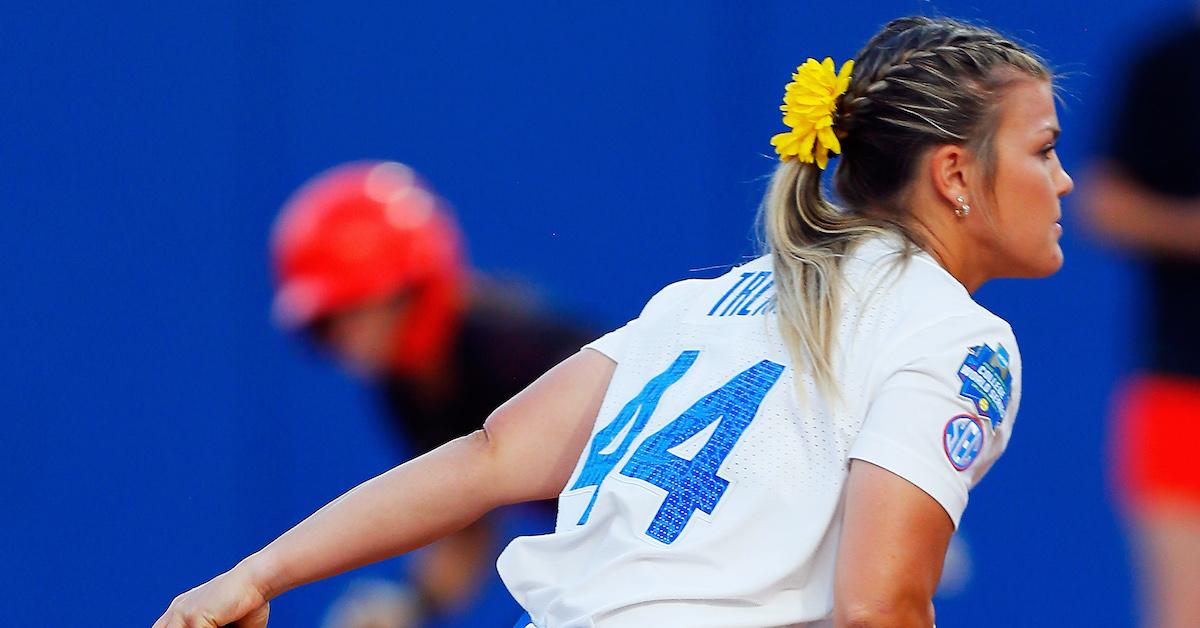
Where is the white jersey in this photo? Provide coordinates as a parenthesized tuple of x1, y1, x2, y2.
(497, 236, 1022, 628)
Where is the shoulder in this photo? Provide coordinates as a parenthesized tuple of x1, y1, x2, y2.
(635, 256, 773, 321)
(842, 237, 1020, 372)
(887, 278, 1019, 376)
(879, 291, 1021, 433)
(848, 238, 1009, 328)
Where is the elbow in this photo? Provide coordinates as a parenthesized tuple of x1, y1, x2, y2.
(834, 595, 934, 628)
(478, 408, 564, 504)
(446, 428, 507, 507)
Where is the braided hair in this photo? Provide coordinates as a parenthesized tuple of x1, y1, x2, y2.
(835, 17, 1049, 212)
(761, 16, 1050, 397)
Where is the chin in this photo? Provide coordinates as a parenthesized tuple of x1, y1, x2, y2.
(1031, 246, 1064, 277)
(1006, 246, 1063, 279)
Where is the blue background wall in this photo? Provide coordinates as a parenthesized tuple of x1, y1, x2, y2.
(3, 1, 1188, 625)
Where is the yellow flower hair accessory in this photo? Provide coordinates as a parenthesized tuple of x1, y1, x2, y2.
(770, 57, 854, 169)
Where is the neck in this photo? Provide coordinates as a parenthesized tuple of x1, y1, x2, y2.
(903, 193, 989, 294)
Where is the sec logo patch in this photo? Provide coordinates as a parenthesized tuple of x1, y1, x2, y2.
(956, 343, 1012, 429)
(944, 414, 985, 471)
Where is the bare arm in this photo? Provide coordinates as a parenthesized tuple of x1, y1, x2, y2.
(833, 460, 954, 628)
(1081, 163, 1200, 258)
(154, 348, 614, 628)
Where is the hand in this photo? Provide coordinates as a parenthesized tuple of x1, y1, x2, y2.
(153, 564, 271, 628)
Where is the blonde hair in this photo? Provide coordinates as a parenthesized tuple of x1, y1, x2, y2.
(762, 16, 1049, 394)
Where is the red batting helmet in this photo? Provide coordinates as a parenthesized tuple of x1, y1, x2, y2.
(271, 161, 466, 374)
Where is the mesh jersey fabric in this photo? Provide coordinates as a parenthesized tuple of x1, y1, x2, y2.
(497, 236, 1022, 627)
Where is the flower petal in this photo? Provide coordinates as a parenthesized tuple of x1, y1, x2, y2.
(771, 56, 854, 162)
(837, 60, 854, 91)
(818, 126, 840, 154)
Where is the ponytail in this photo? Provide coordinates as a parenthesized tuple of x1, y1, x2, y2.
(761, 17, 1050, 396)
(761, 160, 895, 397)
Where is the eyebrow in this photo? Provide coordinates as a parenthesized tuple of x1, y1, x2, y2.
(1043, 125, 1061, 140)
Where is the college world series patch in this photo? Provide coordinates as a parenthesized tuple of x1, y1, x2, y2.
(944, 414, 985, 471)
(956, 343, 1012, 429)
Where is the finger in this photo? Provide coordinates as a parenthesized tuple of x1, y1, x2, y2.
(151, 610, 179, 628)
(152, 608, 182, 628)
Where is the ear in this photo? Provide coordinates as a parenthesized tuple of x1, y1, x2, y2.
(927, 144, 971, 208)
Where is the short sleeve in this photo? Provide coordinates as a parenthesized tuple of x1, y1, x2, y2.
(583, 325, 632, 362)
(582, 277, 702, 363)
(848, 313, 1021, 527)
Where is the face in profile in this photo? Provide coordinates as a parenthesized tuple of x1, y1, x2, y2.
(310, 296, 412, 379)
(967, 79, 1074, 279)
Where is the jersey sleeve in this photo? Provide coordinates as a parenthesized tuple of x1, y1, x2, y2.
(583, 325, 633, 362)
(582, 278, 701, 363)
(847, 313, 1022, 527)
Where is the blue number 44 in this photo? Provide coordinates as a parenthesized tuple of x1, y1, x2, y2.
(570, 350, 784, 544)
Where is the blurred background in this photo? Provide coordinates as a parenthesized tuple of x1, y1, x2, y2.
(2, 1, 1191, 625)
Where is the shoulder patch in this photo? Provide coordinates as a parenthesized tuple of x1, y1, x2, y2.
(944, 414, 986, 471)
(956, 343, 1012, 429)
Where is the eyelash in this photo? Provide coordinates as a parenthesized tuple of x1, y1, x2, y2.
(1040, 143, 1057, 158)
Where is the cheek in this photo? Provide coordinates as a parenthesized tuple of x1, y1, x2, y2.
(979, 183, 1061, 272)
(992, 164, 1057, 228)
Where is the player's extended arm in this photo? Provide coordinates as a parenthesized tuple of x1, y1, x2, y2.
(153, 348, 615, 628)
(832, 460, 954, 628)
(1081, 163, 1200, 258)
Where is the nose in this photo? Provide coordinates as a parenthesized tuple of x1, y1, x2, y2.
(1057, 165, 1074, 197)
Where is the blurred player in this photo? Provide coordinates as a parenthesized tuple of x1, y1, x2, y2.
(1082, 9, 1200, 628)
(270, 161, 595, 627)
(156, 16, 1070, 627)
